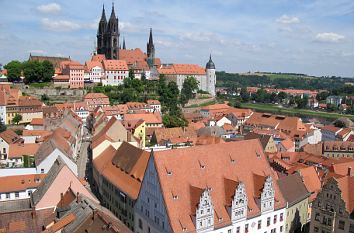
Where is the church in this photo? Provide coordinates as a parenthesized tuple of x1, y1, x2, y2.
(94, 4, 216, 96)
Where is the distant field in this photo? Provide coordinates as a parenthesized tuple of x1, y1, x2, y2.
(262, 73, 314, 80)
(241, 103, 354, 121)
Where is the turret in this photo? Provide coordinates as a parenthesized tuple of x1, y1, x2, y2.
(205, 54, 216, 96)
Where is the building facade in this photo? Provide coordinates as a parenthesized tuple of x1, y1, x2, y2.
(309, 176, 354, 233)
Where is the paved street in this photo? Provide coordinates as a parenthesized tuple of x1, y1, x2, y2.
(77, 126, 91, 179)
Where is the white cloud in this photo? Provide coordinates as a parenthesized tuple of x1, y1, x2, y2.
(41, 18, 81, 31)
(36, 3, 61, 14)
(276, 15, 300, 24)
(315, 32, 345, 43)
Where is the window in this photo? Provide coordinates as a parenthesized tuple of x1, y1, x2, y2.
(245, 224, 249, 233)
(236, 227, 240, 233)
(258, 220, 262, 229)
(41, 169, 44, 174)
(274, 215, 277, 224)
(315, 213, 320, 221)
(15, 192, 19, 198)
(339, 220, 345, 230)
(280, 226, 283, 232)
(280, 213, 283, 221)
(6, 193, 10, 199)
(228, 229, 232, 233)
(267, 217, 271, 226)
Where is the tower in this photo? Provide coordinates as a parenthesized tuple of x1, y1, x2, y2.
(97, 4, 107, 55)
(122, 37, 126, 50)
(146, 28, 155, 68)
(205, 54, 216, 96)
(97, 3, 120, 59)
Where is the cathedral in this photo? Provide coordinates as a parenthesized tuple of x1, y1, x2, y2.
(97, 4, 120, 60)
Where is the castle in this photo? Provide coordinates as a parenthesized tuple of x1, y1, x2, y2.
(95, 4, 216, 96)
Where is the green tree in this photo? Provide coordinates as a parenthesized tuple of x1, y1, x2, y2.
(128, 69, 134, 79)
(240, 87, 249, 102)
(41, 60, 54, 82)
(277, 91, 287, 102)
(0, 120, 6, 133)
(22, 60, 42, 84)
(162, 114, 188, 128)
(4, 60, 22, 82)
(12, 114, 22, 125)
(295, 95, 309, 109)
(180, 76, 199, 106)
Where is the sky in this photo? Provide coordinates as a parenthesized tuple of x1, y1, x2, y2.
(0, 0, 354, 77)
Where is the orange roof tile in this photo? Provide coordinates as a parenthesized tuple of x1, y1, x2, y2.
(9, 143, 40, 158)
(30, 118, 44, 126)
(103, 60, 128, 71)
(0, 174, 46, 193)
(153, 139, 286, 232)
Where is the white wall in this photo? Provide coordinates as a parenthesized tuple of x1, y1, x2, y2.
(36, 148, 77, 175)
(0, 168, 37, 177)
(0, 188, 36, 202)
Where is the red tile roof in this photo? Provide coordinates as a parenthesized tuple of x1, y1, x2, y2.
(8, 143, 40, 158)
(30, 118, 44, 126)
(103, 60, 128, 71)
(0, 174, 45, 193)
(153, 139, 286, 232)
(158, 64, 206, 75)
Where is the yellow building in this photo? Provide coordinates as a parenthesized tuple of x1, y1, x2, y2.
(6, 96, 43, 125)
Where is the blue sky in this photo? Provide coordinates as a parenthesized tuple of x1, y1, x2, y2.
(0, 0, 353, 77)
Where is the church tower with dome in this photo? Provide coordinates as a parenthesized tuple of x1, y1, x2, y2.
(206, 55, 216, 96)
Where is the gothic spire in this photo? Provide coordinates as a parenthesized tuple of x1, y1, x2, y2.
(148, 28, 154, 45)
(100, 4, 106, 22)
(123, 37, 126, 50)
(109, 2, 116, 20)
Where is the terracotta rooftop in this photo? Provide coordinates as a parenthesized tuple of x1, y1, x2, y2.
(0, 173, 46, 193)
(8, 143, 40, 158)
(152, 139, 286, 232)
(297, 166, 322, 201)
(124, 112, 162, 124)
(93, 142, 150, 200)
(0, 129, 22, 144)
(335, 176, 354, 214)
(277, 173, 310, 206)
(103, 60, 128, 71)
(30, 118, 44, 126)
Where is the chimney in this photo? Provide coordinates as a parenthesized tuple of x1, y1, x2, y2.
(348, 167, 352, 176)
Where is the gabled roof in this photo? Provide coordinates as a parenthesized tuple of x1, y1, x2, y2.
(0, 129, 21, 144)
(277, 173, 310, 206)
(152, 139, 286, 232)
(335, 176, 354, 214)
(92, 117, 137, 149)
(93, 142, 150, 200)
(244, 132, 272, 149)
(124, 112, 162, 124)
(34, 130, 73, 166)
(31, 157, 97, 209)
(297, 166, 321, 201)
(30, 118, 44, 126)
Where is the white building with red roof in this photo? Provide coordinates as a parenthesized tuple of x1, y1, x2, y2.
(84, 60, 104, 83)
(158, 55, 216, 96)
(102, 60, 129, 86)
(135, 140, 287, 233)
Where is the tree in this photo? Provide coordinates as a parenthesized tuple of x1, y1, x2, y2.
(295, 95, 309, 109)
(128, 68, 134, 79)
(180, 76, 199, 106)
(12, 114, 22, 125)
(240, 87, 249, 102)
(41, 60, 54, 82)
(41, 94, 50, 103)
(162, 114, 188, 128)
(4, 60, 22, 82)
(0, 120, 6, 133)
(334, 119, 346, 128)
(277, 91, 287, 102)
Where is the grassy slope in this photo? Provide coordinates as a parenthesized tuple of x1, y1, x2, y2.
(241, 103, 354, 121)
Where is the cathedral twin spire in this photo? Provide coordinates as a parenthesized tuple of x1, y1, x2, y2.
(97, 3, 119, 59)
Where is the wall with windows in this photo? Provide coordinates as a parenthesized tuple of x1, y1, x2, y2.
(0, 188, 36, 202)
